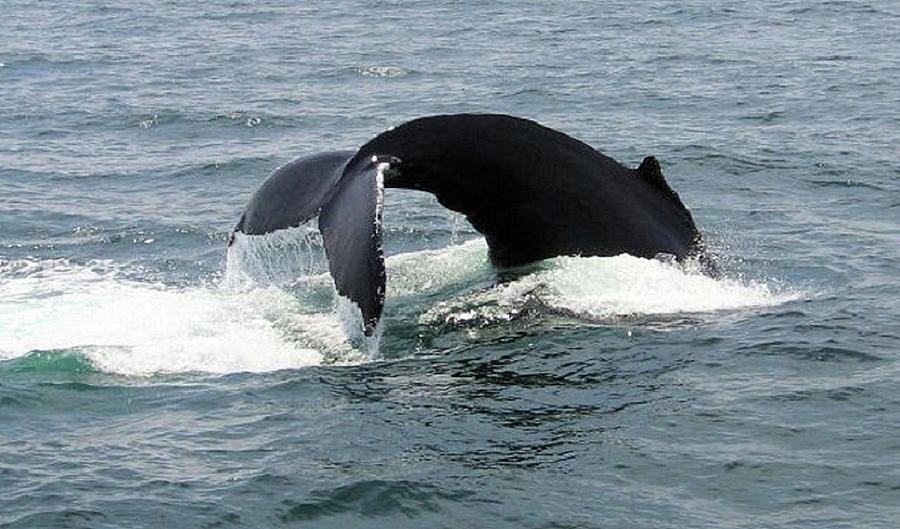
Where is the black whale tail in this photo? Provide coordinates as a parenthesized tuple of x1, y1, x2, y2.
(231, 114, 712, 334)
(228, 149, 387, 334)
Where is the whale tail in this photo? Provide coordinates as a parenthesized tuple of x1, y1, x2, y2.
(229, 150, 386, 334)
(231, 114, 711, 334)
(318, 157, 386, 334)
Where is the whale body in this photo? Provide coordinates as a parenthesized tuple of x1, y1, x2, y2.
(231, 114, 713, 334)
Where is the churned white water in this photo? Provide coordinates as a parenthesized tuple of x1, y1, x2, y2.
(537, 254, 796, 319)
(415, 239, 796, 327)
(0, 235, 795, 376)
(0, 258, 352, 375)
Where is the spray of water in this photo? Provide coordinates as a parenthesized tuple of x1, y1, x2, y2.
(1, 229, 799, 375)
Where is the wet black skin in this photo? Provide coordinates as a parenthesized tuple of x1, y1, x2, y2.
(232, 114, 713, 334)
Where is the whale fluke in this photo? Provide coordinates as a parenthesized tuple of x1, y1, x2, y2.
(231, 150, 353, 240)
(231, 114, 712, 335)
(318, 157, 386, 334)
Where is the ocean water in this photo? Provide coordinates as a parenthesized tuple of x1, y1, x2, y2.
(1, 0, 899, 527)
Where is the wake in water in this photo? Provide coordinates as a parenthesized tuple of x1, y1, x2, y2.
(0, 231, 798, 376)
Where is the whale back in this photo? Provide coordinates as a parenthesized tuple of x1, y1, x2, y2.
(351, 114, 702, 267)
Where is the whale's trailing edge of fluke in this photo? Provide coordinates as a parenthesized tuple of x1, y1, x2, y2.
(230, 114, 714, 335)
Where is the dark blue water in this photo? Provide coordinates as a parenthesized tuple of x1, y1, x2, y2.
(2, 1, 899, 527)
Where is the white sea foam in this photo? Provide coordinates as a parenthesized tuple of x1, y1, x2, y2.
(387, 238, 492, 296)
(1, 236, 798, 375)
(355, 65, 407, 78)
(540, 254, 795, 318)
(0, 258, 356, 376)
(418, 243, 798, 327)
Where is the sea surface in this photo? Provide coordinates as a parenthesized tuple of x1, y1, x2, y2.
(2, 1, 899, 527)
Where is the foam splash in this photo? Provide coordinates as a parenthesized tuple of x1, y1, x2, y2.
(355, 65, 407, 78)
(223, 225, 328, 288)
(419, 248, 798, 328)
(0, 258, 358, 376)
(541, 254, 795, 317)
(387, 238, 492, 297)
(225, 227, 383, 356)
(1, 236, 798, 376)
